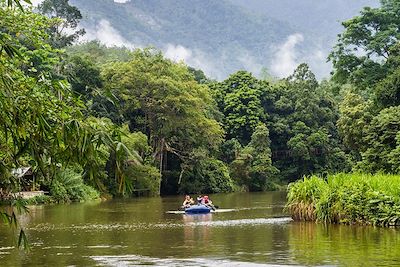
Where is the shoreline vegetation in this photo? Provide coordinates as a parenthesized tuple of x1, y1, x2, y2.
(286, 173, 400, 227)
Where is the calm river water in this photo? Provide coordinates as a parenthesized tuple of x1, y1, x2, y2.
(1, 192, 400, 266)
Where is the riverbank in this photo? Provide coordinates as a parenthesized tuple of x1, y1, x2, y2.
(0, 194, 102, 206)
(286, 173, 400, 227)
(0, 186, 102, 206)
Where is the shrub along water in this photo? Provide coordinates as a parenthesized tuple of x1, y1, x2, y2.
(50, 169, 100, 203)
(286, 173, 400, 227)
(23, 169, 100, 204)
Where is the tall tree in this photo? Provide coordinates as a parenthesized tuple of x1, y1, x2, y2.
(38, 0, 85, 48)
(265, 64, 349, 180)
(63, 55, 103, 98)
(211, 71, 267, 145)
(246, 124, 279, 191)
(337, 91, 373, 154)
(358, 106, 400, 173)
(229, 124, 278, 191)
(374, 68, 400, 110)
(101, 49, 223, 194)
(329, 0, 400, 89)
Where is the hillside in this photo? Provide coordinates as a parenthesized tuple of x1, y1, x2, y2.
(228, 0, 379, 40)
(70, 0, 294, 79)
(70, 0, 379, 79)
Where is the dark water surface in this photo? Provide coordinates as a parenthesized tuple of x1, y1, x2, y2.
(1, 192, 400, 266)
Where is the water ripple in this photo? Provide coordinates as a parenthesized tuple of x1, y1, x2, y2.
(89, 254, 298, 267)
(27, 217, 292, 232)
(183, 217, 293, 227)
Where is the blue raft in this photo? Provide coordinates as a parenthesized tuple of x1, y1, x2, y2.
(185, 204, 212, 214)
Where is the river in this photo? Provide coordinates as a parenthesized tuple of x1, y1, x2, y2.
(0, 192, 399, 266)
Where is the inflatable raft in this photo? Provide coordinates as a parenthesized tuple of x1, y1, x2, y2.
(185, 204, 212, 214)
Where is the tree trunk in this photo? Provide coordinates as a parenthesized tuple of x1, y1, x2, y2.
(158, 138, 165, 195)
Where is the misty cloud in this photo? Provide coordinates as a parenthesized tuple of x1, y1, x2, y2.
(237, 51, 263, 77)
(164, 44, 193, 62)
(80, 23, 224, 79)
(271, 33, 304, 78)
(82, 19, 136, 48)
(305, 47, 332, 79)
(164, 44, 223, 80)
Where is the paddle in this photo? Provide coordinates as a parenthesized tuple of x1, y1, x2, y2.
(209, 204, 218, 211)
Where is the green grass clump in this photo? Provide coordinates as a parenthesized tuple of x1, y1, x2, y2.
(287, 176, 328, 221)
(286, 173, 400, 227)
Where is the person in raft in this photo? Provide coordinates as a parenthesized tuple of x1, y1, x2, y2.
(196, 195, 203, 205)
(202, 195, 216, 210)
(182, 195, 194, 208)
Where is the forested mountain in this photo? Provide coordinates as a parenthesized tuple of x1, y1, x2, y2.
(70, 0, 292, 79)
(228, 0, 378, 41)
(69, 0, 378, 80)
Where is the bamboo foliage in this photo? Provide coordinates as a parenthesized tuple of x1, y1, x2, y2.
(0, 3, 149, 249)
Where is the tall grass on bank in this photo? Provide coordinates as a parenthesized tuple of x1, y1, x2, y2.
(286, 173, 400, 227)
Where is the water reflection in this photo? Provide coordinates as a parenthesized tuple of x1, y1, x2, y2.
(182, 213, 213, 246)
(288, 222, 400, 266)
(182, 213, 213, 224)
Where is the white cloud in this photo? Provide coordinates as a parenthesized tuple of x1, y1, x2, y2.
(81, 27, 222, 79)
(163, 43, 222, 79)
(82, 19, 135, 48)
(305, 48, 332, 79)
(113, 0, 130, 3)
(164, 44, 193, 62)
(237, 51, 263, 77)
(271, 33, 304, 78)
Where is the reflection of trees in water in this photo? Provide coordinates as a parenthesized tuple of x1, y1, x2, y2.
(17, 205, 45, 227)
(288, 222, 400, 266)
(183, 214, 212, 248)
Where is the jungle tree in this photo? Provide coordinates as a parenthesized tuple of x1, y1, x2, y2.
(101, 49, 224, 194)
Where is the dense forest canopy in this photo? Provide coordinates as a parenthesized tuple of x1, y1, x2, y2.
(1, 0, 400, 203)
